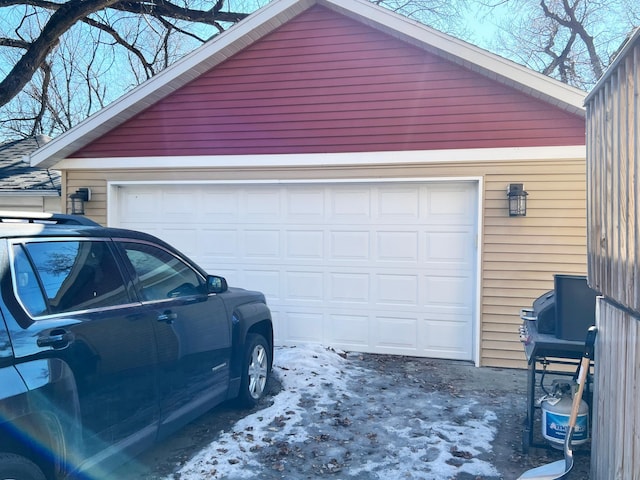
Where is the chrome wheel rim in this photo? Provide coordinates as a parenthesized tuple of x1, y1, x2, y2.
(248, 344, 268, 399)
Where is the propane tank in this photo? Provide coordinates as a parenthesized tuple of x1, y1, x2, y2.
(540, 381, 589, 449)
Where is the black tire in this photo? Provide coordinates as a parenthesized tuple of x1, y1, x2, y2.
(237, 333, 271, 407)
(0, 453, 46, 480)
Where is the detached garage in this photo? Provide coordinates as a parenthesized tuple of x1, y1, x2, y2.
(29, 0, 587, 367)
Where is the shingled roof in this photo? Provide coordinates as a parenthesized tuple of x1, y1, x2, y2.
(0, 136, 61, 192)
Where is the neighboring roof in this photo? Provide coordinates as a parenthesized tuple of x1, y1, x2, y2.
(0, 136, 61, 193)
(30, 0, 587, 168)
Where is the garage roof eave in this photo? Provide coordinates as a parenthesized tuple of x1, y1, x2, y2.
(29, 0, 586, 169)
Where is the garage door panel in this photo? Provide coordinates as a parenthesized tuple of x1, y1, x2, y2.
(376, 274, 418, 306)
(374, 315, 418, 350)
(328, 313, 370, 348)
(330, 231, 371, 260)
(425, 230, 475, 263)
(118, 189, 158, 223)
(377, 187, 420, 220)
(376, 231, 419, 262)
(241, 269, 280, 299)
(421, 318, 472, 358)
(423, 275, 473, 307)
(162, 192, 196, 221)
(285, 189, 325, 219)
(115, 181, 478, 361)
(329, 273, 370, 303)
(283, 311, 323, 342)
(202, 191, 240, 221)
(245, 189, 281, 221)
(330, 189, 372, 221)
(198, 228, 238, 260)
(286, 230, 324, 259)
(426, 186, 474, 220)
(157, 227, 199, 258)
(244, 229, 280, 258)
(285, 271, 323, 302)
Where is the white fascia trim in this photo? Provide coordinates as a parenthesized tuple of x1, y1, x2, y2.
(473, 175, 484, 367)
(108, 176, 482, 187)
(56, 145, 586, 170)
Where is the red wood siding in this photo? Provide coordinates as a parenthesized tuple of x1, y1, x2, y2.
(73, 6, 585, 158)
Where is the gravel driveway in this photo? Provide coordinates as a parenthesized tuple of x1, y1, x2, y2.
(114, 346, 591, 479)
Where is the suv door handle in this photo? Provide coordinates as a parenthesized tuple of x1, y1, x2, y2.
(157, 311, 178, 324)
(37, 329, 72, 349)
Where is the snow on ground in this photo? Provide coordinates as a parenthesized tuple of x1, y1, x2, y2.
(170, 344, 500, 480)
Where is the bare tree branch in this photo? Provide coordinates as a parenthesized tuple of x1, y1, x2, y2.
(540, 0, 603, 79)
(0, 0, 249, 109)
(31, 60, 50, 136)
(81, 15, 155, 78)
(0, 38, 31, 48)
(0, 0, 121, 106)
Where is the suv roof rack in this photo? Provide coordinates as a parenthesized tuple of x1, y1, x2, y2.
(0, 211, 100, 226)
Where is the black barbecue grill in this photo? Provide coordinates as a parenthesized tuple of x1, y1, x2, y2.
(518, 274, 598, 452)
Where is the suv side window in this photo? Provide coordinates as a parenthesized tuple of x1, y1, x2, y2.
(120, 242, 204, 302)
(13, 245, 48, 317)
(13, 240, 131, 316)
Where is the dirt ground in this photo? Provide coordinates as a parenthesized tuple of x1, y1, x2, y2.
(113, 353, 591, 480)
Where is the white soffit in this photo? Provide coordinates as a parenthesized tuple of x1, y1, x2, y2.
(30, 0, 586, 169)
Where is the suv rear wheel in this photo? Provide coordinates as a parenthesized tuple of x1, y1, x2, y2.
(0, 453, 46, 480)
(238, 333, 271, 407)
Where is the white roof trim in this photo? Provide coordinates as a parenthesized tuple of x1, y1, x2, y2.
(30, 0, 586, 169)
(53, 145, 586, 170)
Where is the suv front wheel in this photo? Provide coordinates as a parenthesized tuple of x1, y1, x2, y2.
(0, 453, 46, 480)
(238, 333, 271, 407)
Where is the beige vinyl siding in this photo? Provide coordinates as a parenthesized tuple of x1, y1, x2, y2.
(482, 161, 587, 367)
(64, 156, 587, 368)
(0, 194, 62, 213)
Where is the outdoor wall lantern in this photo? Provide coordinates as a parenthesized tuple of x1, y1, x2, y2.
(507, 183, 528, 217)
(69, 187, 91, 215)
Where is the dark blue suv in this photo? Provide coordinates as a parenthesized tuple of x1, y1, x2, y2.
(0, 213, 273, 480)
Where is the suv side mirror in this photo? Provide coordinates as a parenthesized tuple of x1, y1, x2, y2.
(207, 275, 228, 294)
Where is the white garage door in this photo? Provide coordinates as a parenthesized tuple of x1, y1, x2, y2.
(114, 181, 478, 360)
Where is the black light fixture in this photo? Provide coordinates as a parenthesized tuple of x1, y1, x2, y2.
(69, 187, 91, 215)
(507, 183, 528, 217)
